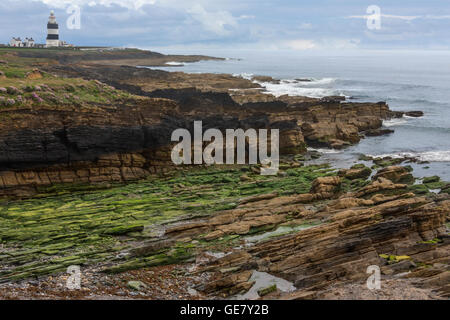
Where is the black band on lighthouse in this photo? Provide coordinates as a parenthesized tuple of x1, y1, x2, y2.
(47, 34, 59, 40)
(47, 23, 59, 29)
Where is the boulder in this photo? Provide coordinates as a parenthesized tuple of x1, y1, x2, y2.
(25, 69, 43, 80)
(127, 280, 147, 291)
(373, 166, 415, 184)
(339, 165, 371, 180)
(405, 111, 424, 118)
(365, 129, 394, 137)
(310, 176, 341, 196)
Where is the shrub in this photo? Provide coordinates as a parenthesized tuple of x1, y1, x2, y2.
(31, 92, 44, 103)
(23, 85, 35, 92)
(7, 86, 21, 94)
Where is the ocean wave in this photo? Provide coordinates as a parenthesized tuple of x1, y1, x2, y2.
(255, 78, 341, 98)
(368, 151, 450, 162)
(165, 61, 186, 66)
(300, 77, 336, 86)
(386, 97, 445, 107)
(383, 118, 408, 127)
(307, 147, 343, 154)
(341, 79, 432, 90)
(233, 72, 254, 80)
(261, 84, 339, 98)
(231, 75, 341, 98)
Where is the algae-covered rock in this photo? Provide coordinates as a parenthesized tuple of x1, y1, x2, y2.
(422, 176, 447, 190)
(423, 176, 440, 184)
(257, 284, 277, 297)
(409, 184, 429, 195)
(339, 165, 372, 180)
(103, 225, 144, 235)
(127, 280, 147, 291)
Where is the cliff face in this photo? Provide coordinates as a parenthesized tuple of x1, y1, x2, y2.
(44, 63, 397, 149)
(0, 93, 304, 196)
(0, 57, 401, 197)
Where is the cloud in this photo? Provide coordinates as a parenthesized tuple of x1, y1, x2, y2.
(3, 0, 450, 51)
(298, 23, 312, 30)
(29, 0, 156, 10)
(187, 4, 238, 36)
(347, 14, 419, 21)
(348, 13, 450, 22)
(323, 38, 360, 49)
(285, 39, 316, 50)
(238, 15, 255, 20)
(424, 15, 450, 20)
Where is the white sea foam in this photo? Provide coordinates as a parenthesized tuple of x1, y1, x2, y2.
(233, 72, 254, 80)
(259, 82, 338, 98)
(416, 151, 450, 162)
(369, 150, 450, 162)
(299, 77, 336, 86)
(255, 78, 340, 98)
(231, 75, 340, 98)
(307, 147, 343, 154)
(165, 61, 185, 66)
(383, 118, 408, 127)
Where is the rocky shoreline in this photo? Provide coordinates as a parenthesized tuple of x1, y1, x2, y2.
(0, 48, 448, 300)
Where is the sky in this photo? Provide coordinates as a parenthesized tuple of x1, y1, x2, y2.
(1, 0, 450, 54)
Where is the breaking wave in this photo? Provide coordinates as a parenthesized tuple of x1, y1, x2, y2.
(232, 72, 254, 80)
(165, 61, 186, 66)
(368, 150, 450, 162)
(231, 74, 341, 98)
(256, 78, 341, 99)
(308, 147, 343, 154)
(382, 118, 408, 127)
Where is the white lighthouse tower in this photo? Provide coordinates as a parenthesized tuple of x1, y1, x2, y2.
(46, 10, 59, 47)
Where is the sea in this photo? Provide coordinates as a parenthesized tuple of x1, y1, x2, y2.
(144, 49, 450, 180)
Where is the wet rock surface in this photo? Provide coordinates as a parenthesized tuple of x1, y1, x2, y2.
(191, 169, 449, 299)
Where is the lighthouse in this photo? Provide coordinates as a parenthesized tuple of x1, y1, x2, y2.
(46, 10, 59, 47)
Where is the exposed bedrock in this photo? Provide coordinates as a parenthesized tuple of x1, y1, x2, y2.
(191, 172, 449, 298)
(41, 63, 416, 150)
(0, 99, 304, 196)
(0, 63, 421, 196)
(145, 88, 396, 151)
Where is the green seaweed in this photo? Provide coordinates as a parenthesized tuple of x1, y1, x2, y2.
(0, 163, 334, 281)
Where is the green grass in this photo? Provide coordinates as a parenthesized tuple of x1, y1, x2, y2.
(0, 52, 135, 109)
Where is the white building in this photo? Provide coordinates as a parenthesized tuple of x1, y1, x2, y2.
(9, 37, 36, 48)
(6, 11, 72, 49)
(23, 37, 35, 47)
(46, 10, 59, 47)
(9, 37, 23, 47)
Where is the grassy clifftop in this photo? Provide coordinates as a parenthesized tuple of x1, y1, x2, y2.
(0, 50, 139, 109)
(0, 47, 223, 66)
